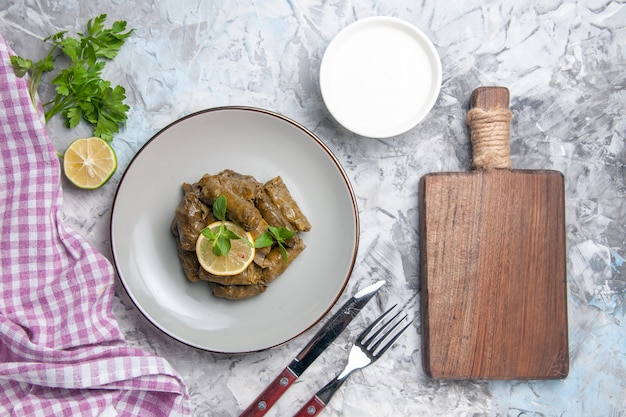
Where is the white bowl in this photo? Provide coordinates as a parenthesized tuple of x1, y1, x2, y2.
(320, 17, 442, 138)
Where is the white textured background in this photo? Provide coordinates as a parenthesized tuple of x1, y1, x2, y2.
(1, 0, 624, 415)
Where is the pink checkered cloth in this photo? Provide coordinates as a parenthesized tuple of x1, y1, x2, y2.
(0, 35, 192, 416)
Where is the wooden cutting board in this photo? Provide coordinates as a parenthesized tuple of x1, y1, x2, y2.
(419, 87, 569, 380)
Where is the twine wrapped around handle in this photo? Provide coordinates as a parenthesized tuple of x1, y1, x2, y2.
(466, 87, 513, 170)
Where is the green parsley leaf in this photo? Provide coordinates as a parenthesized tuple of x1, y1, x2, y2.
(58, 37, 81, 63)
(65, 106, 82, 128)
(87, 14, 107, 37)
(34, 54, 55, 73)
(9, 56, 33, 77)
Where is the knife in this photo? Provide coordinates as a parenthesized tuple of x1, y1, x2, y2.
(239, 280, 385, 417)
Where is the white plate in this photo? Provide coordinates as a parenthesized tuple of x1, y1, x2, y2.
(110, 107, 359, 353)
(320, 16, 442, 138)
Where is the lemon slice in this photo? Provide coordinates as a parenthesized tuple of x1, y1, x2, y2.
(196, 221, 255, 276)
(63, 137, 117, 189)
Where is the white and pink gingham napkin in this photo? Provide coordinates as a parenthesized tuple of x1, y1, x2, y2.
(0, 35, 192, 416)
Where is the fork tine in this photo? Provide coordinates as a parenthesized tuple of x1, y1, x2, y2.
(356, 304, 397, 345)
(358, 305, 412, 357)
(371, 318, 411, 358)
(367, 312, 408, 354)
(361, 308, 403, 348)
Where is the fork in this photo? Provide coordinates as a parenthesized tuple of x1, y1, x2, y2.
(293, 305, 411, 417)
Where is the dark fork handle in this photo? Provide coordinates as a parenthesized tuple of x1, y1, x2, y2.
(293, 395, 326, 417)
(293, 377, 347, 417)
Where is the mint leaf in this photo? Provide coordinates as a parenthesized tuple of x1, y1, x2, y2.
(254, 225, 296, 262)
(222, 228, 243, 241)
(278, 245, 289, 262)
(213, 234, 231, 257)
(254, 233, 274, 248)
(213, 195, 227, 220)
(268, 225, 296, 241)
(201, 227, 217, 240)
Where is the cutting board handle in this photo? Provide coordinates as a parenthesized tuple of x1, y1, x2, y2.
(467, 86, 513, 170)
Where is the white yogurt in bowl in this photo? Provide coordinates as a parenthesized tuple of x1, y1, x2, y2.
(320, 17, 442, 138)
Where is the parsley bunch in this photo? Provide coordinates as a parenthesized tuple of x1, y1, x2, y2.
(10, 14, 134, 141)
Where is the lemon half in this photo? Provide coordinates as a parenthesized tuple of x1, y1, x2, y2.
(63, 137, 117, 189)
(196, 221, 255, 276)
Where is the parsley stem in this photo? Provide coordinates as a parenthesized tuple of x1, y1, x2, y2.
(28, 69, 41, 108)
(44, 96, 75, 123)
(28, 46, 58, 108)
(28, 79, 38, 107)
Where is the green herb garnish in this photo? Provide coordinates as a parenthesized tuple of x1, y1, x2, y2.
(199, 194, 297, 262)
(10, 14, 134, 141)
(254, 225, 297, 263)
(200, 195, 253, 256)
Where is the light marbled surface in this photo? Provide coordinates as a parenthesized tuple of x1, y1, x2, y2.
(2, 0, 625, 416)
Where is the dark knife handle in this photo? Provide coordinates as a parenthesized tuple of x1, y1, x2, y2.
(240, 366, 298, 417)
(293, 395, 326, 417)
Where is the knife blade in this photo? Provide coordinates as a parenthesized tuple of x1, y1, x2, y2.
(239, 280, 385, 417)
